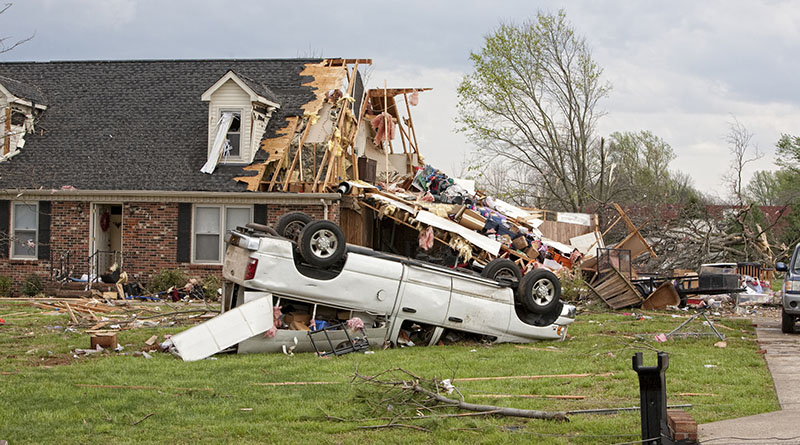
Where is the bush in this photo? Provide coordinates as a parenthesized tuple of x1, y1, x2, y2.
(21, 274, 43, 296)
(557, 267, 588, 302)
(202, 275, 222, 301)
(0, 275, 12, 297)
(148, 269, 187, 293)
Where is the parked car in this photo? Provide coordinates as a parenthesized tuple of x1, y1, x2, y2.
(776, 244, 800, 333)
(217, 219, 576, 354)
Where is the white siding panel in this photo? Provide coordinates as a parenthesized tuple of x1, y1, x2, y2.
(208, 80, 251, 162)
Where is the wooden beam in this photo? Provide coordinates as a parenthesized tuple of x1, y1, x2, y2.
(267, 118, 301, 191)
(403, 92, 420, 156)
(281, 118, 314, 192)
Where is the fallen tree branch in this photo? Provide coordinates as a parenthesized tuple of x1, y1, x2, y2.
(352, 367, 568, 422)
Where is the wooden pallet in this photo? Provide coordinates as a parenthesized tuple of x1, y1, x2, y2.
(587, 267, 643, 309)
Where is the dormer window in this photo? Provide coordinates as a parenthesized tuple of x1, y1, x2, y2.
(0, 76, 47, 162)
(221, 109, 242, 160)
(200, 71, 279, 174)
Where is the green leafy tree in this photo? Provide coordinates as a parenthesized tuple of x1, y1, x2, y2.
(457, 10, 611, 212)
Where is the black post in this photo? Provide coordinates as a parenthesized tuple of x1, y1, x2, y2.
(632, 351, 671, 445)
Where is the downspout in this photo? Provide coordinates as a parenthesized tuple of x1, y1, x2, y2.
(320, 199, 329, 220)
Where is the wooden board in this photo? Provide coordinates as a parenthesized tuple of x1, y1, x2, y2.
(587, 267, 643, 309)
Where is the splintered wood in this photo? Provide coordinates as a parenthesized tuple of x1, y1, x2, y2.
(587, 267, 644, 309)
(235, 116, 300, 191)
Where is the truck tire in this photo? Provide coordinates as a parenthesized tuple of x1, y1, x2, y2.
(782, 308, 795, 334)
(518, 269, 561, 315)
(298, 220, 346, 268)
(275, 212, 313, 242)
(481, 258, 521, 285)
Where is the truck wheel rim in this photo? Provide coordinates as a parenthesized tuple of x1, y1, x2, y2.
(495, 268, 516, 280)
(310, 229, 337, 258)
(532, 278, 555, 305)
(285, 221, 306, 241)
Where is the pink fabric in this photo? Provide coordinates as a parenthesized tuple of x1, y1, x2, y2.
(418, 226, 434, 251)
(370, 112, 395, 145)
(409, 91, 419, 106)
(421, 191, 435, 202)
(346, 317, 365, 332)
(263, 306, 282, 338)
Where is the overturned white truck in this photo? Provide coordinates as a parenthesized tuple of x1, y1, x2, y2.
(171, 219, 575, 360)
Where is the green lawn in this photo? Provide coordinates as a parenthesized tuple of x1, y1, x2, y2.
(0, 302, 779, 444)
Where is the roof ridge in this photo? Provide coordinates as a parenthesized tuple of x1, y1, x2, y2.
(0, 58, 326, 65)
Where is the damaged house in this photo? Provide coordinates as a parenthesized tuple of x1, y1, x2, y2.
(0, 58, 423, 292)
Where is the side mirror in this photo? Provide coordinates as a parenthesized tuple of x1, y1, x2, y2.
(776, 262, 788, 272)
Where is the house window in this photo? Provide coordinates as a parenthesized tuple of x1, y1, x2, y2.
(222, 110, 242, 160)
(193, 205, 252, 263)
(11, 202, 37, 259)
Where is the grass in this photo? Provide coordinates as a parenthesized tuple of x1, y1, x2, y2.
(0, 302, 779, 444)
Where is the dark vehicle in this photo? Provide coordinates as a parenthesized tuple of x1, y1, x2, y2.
(776, 244, 800, 333)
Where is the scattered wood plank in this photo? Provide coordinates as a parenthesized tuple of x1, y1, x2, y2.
(472, 394, 585, 400)
(252, 381, 339, 386)
(453, 372, 613, 382)
(75, 384, 213, 392)
(587, 267, 643, 309)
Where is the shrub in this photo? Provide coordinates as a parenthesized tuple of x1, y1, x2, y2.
(147, 269, 187, 293)
(202, 275, 222, 301)
(0, 275, 12, 297)
(557, 267, 588, 302)
(21, 274, 43, 297)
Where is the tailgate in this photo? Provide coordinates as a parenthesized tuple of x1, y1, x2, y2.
(223, 244, 254, 283)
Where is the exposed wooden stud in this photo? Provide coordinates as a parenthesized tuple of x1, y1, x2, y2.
(403, 92, 420, 157)
(281, 118, 314, 192)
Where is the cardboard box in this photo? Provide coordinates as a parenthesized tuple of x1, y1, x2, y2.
(459, 208, 486, 231)
(283, 313, 311, 325)
(524, 247, 540, 260)
(512, 236, 528, 250)
(90, 332, 118, 350)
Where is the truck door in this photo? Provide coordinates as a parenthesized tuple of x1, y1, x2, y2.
(447, 278, 512, 337)
(397, 266, 451, 325)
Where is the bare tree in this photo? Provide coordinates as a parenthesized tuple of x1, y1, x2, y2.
(724, 117, 762, 205)
(0, 3, 34, 55)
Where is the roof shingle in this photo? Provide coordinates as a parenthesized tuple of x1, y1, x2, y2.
(0, 59, 322, 192)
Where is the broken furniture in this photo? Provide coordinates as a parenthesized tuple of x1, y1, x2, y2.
(308, 322, 369, 357)
(587, 266, 644, 310)
(666, 307, 725, 341)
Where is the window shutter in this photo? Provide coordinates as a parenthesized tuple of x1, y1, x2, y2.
(37, 201, 51, 260)
(0, 200, 8, 259)
(177, 203, 192, 263)
(253, 204, 267, 225)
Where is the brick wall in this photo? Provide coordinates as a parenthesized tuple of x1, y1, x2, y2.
(0, 199, 340, 293)
(0, 201, 90, 292)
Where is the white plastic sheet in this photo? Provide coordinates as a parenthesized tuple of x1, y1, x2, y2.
(201, 112, 234, 174)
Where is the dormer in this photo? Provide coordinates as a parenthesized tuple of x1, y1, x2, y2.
(200, 71, 280, 173)
(0, 76, 47, 162)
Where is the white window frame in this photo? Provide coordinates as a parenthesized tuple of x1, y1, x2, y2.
(191, 204, 253, 264)
(219, 108, 244, 163)
(11, 201, 38, 260)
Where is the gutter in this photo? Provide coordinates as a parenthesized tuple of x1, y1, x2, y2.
(0, 189, 342, 205)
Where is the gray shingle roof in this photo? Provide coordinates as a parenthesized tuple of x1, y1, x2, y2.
(0, 74, 47, 104)
(231, 70, 281, 105)
(0, 59, 322, 192)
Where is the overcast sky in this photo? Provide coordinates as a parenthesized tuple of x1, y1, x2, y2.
(2, 0, 798, 198)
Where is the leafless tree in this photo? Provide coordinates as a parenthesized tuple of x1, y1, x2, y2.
(0, 3, 34, 55)
(724, 117, 762, 205)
